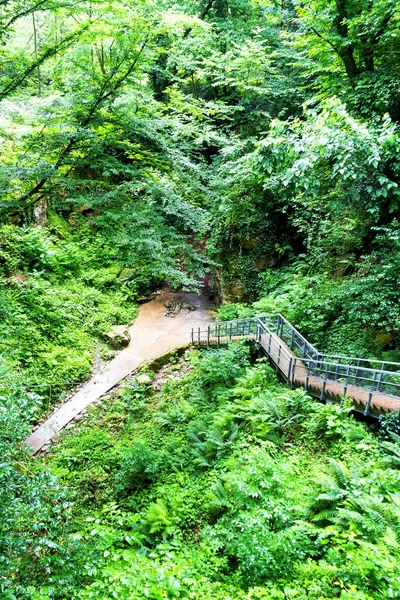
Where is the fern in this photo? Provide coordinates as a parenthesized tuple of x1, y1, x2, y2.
(311, 508, 338, 523)
(145, 500, 174, 538)
(380, 526, 400, 556)
(381, 440, 400, 468)
(327, 458, 350, 489)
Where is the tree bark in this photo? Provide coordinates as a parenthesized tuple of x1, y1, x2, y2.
(334, 0, 359, 79)
(33, 197, 47, 227)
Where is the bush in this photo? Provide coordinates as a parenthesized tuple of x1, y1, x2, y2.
(116, 442, 160, 493)
(378, 412, 400, 441)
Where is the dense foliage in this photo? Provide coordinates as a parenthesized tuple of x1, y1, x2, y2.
(1, 0, 400, 362)
(2, 0, 400, 597)
(5, 345, 400, 599)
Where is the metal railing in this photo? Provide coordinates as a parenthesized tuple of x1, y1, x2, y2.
(190, 314, 400, 416)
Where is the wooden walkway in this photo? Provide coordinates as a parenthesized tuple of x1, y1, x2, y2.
(26, 310, 400, 456)
(192, 315, 400, 417)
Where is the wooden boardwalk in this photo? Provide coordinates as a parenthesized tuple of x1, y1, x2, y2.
(192, 316, 400, 417)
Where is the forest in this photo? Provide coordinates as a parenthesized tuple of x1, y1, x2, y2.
(1, 0, 400, 598)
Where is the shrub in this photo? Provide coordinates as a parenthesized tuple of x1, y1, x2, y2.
(116, 442, 160, 493)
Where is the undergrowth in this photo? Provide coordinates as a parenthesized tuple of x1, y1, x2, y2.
(0, 223, 139, 411)
(9, 342, 397, 600)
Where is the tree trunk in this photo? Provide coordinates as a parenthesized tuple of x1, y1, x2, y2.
(334, 0, 359, 79)
(33, 197, 47, 227)
(32, 11, 41, 96)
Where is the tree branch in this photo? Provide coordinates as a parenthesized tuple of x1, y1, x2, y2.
(0, 23, 90, 100)
(15, 36, 150, 205)
(309, 25, 342, 57)
(183, 0, 215, 38)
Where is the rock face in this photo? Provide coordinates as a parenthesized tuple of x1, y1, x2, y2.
(33, 198, 47, 227)
(103, 325, 131, 348)
(163, 299, 196, 318)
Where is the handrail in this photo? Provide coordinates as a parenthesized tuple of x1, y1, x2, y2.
(316, 353, 399, 371)
(257, 320, 293, 361)
(300, 356, 399, 377)
(277, 313, 319, 356)
(190, 314, 400, 415)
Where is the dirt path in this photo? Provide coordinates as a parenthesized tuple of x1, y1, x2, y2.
(25, 292, 213, 454)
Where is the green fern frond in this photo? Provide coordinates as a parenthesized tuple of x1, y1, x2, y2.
(389, 432, 400, 445)
(327, 458, 350, 488)
(311, 508, 338, 523)
(334, 508, 367, 528)
(388, 492, 400, 508)
(145, 500, 172, 534)
(315, 490, 342, 504)
(381, 526, 400, 552)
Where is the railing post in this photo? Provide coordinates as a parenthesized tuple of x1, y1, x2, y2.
(277, 344, 281, 367)
(341, 365, 350, 405)
(290, 328, 295, 351)
(334, 357, 341, 379)
(207, 325, 210, 350)
(229, 322, 233, 341)
(364, 370, 378, 416)
(288, 357, 293, 384)
(316, 354, 321, 376)
(291, 358, 297, 387)
(376, 364, 385, 392)
(191, 328, 194, 345)
(302, 339, 307, 359)
(198, 327, 201, 349)
(217, 324, 220, 348)
(305, 363, 310, 391)
(355, 358, 361, 386)
(320, 370, 328, 401)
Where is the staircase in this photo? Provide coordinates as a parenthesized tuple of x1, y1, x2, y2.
(191, 314, 400, 417)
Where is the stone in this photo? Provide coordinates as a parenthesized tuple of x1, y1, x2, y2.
(163, 299, 182, 317)
(136, 373, 152, 385)
(170, 364, 182, 371)
(181, 301, 196, 311)
(163, 299, 195, 317)
(137, 294, 155, 304)
(118, 268, 134, 281)
(101, 350, 117, 361)
(103, 325, 131, 348)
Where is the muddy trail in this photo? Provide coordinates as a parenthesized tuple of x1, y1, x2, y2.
(25, 292, 213, 454)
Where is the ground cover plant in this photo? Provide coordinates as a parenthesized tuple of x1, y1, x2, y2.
(0, 222, 139, 409)
(3, 344, 395, 599)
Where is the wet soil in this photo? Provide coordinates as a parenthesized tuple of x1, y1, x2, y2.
(25, 292, 213, 454)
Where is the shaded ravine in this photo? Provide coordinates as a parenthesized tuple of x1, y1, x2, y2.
(25, 293, 213, 454)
